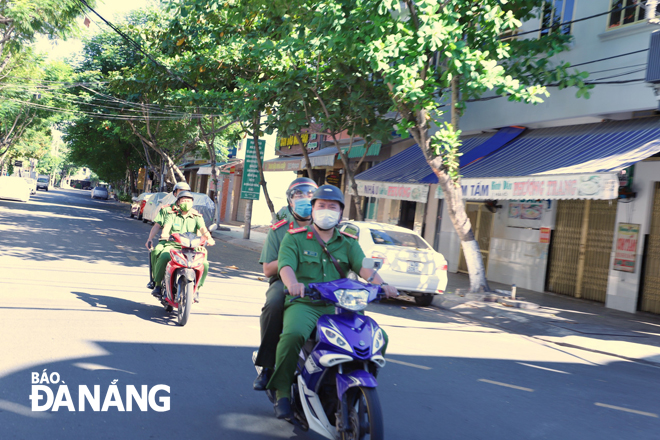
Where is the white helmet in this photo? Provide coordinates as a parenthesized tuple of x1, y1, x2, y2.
(173, 181, 191, 192)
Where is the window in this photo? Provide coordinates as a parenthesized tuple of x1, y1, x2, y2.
(369, 229, 431, 250)
(540, 0, 576, 36)
(342, 223, 360, 237)
(609, 0, 660, 28)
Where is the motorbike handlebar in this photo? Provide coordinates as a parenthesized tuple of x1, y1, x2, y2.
(284, 287, 321, 302)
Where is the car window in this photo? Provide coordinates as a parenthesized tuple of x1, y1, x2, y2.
(37, 178, 48, 183)
(343, 224, 359, 237)
(369, 229, 430, 249)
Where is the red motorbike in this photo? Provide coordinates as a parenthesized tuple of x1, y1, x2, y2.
(159, 224, 216, 326)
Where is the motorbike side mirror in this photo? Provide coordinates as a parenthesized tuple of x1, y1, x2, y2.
(362, 257, 382, 270)
(208, 224, 218, 233)
(363, 257, 383, 283)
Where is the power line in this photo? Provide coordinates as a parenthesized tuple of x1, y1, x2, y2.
(586, 63, 646, 75)
(75, 0, 197, 91)
(570, 48, 649, 68)
(513, 3, 641, 38)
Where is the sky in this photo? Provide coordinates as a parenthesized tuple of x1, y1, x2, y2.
(34, 0, 156, 61)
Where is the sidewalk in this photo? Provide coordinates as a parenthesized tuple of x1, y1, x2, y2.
(213, 226, 660, 367)
(436, 273, 660, 367)
(212, 224, 268, 253)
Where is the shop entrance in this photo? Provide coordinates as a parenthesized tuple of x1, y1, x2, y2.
(457, 202, 494, 274)
(547, 200, 618, 302)
(641, 182, 660, 314)
(399, 200, 417, 230)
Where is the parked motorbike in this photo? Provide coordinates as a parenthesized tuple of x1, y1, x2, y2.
(156, 224, 216, 326)
(254, 258, 387, 440)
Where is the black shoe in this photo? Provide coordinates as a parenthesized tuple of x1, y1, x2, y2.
(253, 368, 271, 391)
(273, 397, 291, 419)
(147, 281, 155, 289)
(151, 286, 162, 298)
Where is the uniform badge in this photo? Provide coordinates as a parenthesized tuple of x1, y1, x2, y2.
(303, 250, 318, 257)
(306, 232, 313, 239)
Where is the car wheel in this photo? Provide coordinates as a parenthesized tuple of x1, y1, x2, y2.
(130, 213, 134, 218)
(142, 218, 148, 223)
(414, 294, 434, 307)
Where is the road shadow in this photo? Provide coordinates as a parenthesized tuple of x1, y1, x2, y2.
(71, 291, 179, 327)
(1, 342, 659, 440)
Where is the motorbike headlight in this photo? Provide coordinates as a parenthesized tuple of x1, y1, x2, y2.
(335, 289, 369, 311)
(320, 326, 353, 353)
(372, 328, 385, 355)
(193, 252, 206, 265)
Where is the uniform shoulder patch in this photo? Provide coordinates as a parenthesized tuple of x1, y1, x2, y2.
(340, 231, 358, 240)
(271, 219, 287, 230)
(289, 227, 308, 234)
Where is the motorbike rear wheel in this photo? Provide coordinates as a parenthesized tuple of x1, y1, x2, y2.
(177, 276, 193, 326)
(341, 387, 383, 440)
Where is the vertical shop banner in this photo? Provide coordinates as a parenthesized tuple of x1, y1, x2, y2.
(240, 139, 266, 200)
(539, 227, 551, 244)
(613, 223, 640, 272)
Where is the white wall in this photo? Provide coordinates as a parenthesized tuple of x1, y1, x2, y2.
(605, 160, 660, 312)
(457, 0, 658, 133)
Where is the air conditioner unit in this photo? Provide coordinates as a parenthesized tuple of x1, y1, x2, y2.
(646, 31, 660, 83)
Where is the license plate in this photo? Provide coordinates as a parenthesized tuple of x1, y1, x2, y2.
(407, 262, 421, 274)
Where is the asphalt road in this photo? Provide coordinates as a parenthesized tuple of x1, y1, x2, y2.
(1, 189, 659, 440)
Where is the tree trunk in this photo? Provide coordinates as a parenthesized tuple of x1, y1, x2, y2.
(295, 133, 315, 179)
(330, 134, 363, 221)
(243, 199, 253, 239)
(252, 112, 276, 223)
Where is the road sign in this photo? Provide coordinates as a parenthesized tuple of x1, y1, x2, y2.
(14, 160, 22, 167)
(240, 139, 266, 200)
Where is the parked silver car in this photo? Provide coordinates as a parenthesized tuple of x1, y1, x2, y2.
(91, 186, 109, 200)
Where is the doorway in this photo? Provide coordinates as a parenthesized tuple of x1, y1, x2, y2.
(399, 201, 417, 230)
(641, 182, 660, 313)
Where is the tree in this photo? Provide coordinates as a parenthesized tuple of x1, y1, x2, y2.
(270, 0, 592, 292)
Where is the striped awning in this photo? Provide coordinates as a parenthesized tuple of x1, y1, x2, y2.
(462, 118, 660, 178)
(308, 147, 339, 167)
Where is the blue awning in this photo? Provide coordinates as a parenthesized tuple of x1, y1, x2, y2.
(355, 145, 438, 184)
(459, 126, 525, 167)
(354, 133, 492, 184)
(462, 118, 660, 178)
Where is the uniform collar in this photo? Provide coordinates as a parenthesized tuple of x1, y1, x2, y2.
(307, 224, 341, 243)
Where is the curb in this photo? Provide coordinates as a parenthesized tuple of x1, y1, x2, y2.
(213, 233, 263, 253)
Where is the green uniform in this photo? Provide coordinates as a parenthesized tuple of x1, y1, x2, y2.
(254, 211, 302, 369)
(150, 203, 177, 276)
(267, 225, 370, 399)
(153, 208, 209, 288)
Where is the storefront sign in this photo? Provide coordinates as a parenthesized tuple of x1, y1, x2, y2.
(356, 180, 429, 203)
(435, 173, 619, 200)
(240, 139, 266, 200)
(540, 227, 551, 244)
(326, 174, 341, 187)
(614, 223, 640, 273)
(263, 159, 302, 172)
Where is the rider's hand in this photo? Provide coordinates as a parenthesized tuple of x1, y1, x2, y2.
(288, 283, 306, 297)
(145, 239, 154, 251)
(206, 237, 216, 246)
(382, 285, 398, 298)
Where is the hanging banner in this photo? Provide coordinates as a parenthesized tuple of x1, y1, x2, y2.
(240, 139, 266, 200)
(435, 172, 619, 200)
(613, 223, 640, 273)
(356, 180, 429, 203)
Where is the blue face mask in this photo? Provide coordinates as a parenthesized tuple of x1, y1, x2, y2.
(293, 198, 312, 218)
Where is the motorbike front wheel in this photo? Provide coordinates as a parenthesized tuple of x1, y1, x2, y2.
(177, 277, 193, 326)
(341, 387, 383, 440)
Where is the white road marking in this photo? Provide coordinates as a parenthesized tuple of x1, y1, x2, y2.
(128, 256, 138, 261)
(595, 403, 658, 418)
(387, 358, 432, 370)
(107, 238, 116, 242)
(633, 320, 660, 328)
(478, 379, 534, 392)
(517, 362, 571, 374)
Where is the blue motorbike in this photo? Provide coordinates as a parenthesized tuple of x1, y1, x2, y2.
(254, 258, 388, 440)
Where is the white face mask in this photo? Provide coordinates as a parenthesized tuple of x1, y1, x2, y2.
(313, 209, 341, 230)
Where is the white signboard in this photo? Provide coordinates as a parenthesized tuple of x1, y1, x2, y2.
(356, 180, 429, 203)
(435, 173, 619, 200)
